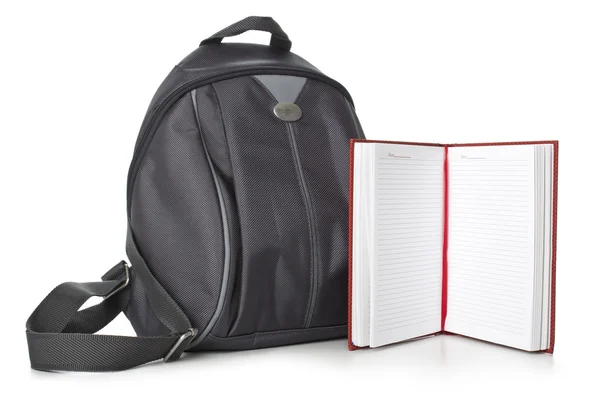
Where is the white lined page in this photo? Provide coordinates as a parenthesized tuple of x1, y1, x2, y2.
(446, 145, 535, 350)
(370, 144, 444, 347)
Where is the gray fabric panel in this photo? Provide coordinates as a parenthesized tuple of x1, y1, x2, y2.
(254, 75, 307, 103)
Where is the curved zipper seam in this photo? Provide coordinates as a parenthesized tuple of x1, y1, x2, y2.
(207, 83, 237, 334)
(209, 82, 247, 335)
(189, 89, 231, 347)
(286, 122, 319, 328)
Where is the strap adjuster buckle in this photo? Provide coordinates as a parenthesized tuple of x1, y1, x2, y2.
(164, 328, 198, 362)
(104, 261, 130, 300)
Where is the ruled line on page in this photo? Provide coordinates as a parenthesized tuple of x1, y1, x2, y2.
(377, 314, 441, 332)
(378, 293, 439, 306)
(377, 293, 439, 307)
(447, 238, 529, 250)
(378, 250, 442, 260)
(377, 265, 440, 275)
(448, 297, 526, 314)
(379, 299, 440, 315)
(449, 275, 528, 294)
(445, 145, 536, 350)
(450, 264, 529, 277)
(449, 248, 530, 261)
(448, 289, 527, 307)
(448, 315, 525, 335)
(449, 243, 530, 256)
(376, 247, 441, 257)
(368, 143, 444, 347)
(450, 228, 529, 238)
(377, 307, 441, 324)
(448, 230, 530, 241)
(450, 257, 530, 272)
(448, 307, 526, 325)
(378, 270, 441, 282)
(378, 310, 441, 327)
(377, 278, 441, 291)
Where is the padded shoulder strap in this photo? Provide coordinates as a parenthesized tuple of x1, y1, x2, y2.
(25, 261, 196, 372)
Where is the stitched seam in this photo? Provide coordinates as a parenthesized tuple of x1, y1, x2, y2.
(210, 82, 246, 335)
(300, 166, 321, 327)
(189, 90, 231, 346)
(207, 323, 347, 341)
(208, 84, 235, 333)
(291, 79, 319, 327)
(286, 123, 317, 328)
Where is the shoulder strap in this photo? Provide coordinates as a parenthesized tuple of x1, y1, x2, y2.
(25, 261, 196, 372)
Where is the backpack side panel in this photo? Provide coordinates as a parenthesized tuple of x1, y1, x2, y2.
(130, 92, 227, 338)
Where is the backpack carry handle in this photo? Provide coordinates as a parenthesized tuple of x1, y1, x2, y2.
(200, 16, 292, 51)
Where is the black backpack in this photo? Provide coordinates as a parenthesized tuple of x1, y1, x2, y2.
(25, 16, 364, 372)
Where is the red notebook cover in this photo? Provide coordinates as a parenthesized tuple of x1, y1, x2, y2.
(348, 140, 558, 353)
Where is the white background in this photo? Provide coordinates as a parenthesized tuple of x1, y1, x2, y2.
(2, 1, 599, 398)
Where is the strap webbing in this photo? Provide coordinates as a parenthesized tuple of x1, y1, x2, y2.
(25, 261, 196, 372)
(200, 16, 292, 51)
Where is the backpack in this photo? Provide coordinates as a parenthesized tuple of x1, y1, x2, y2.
(25, 16, 365, 371)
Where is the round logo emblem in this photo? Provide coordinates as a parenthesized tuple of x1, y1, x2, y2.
(273, 102, 302, 122)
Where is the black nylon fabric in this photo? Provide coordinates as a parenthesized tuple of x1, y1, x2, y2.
(26, 331, 183, 372)
(125, 226, 192, 335)
(130, 94, 225, 337)
(141, 43, 325, 126)
(129, 72, 363, 347)
(27, 16, 366, 371)
(124, 268, 171, 337)
(129, 73, 363, 351)
(192, 85, 241, 338)
(27, 280, 119, 332)
(62, 290, 127, 334)
(130, 73, 362, 347)
(197, 324, 347, 351)
(292, 79, 365, 327)
(26, 262, 194, 371)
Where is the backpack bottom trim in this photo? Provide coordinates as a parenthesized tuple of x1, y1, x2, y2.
(190, 324, 347, 351)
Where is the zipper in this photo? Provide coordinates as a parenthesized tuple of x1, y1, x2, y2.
(127, 67, 353, 214)
(286, 123, 319, 328)
(189, 90, 231, 347)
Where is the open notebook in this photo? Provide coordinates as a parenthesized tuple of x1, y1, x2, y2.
(349, 140, 558, 353)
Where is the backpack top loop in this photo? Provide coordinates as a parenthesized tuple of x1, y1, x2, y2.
(200, 16, 292, 51)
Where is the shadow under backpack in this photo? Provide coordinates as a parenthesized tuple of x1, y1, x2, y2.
(25, 16, 365, 371)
